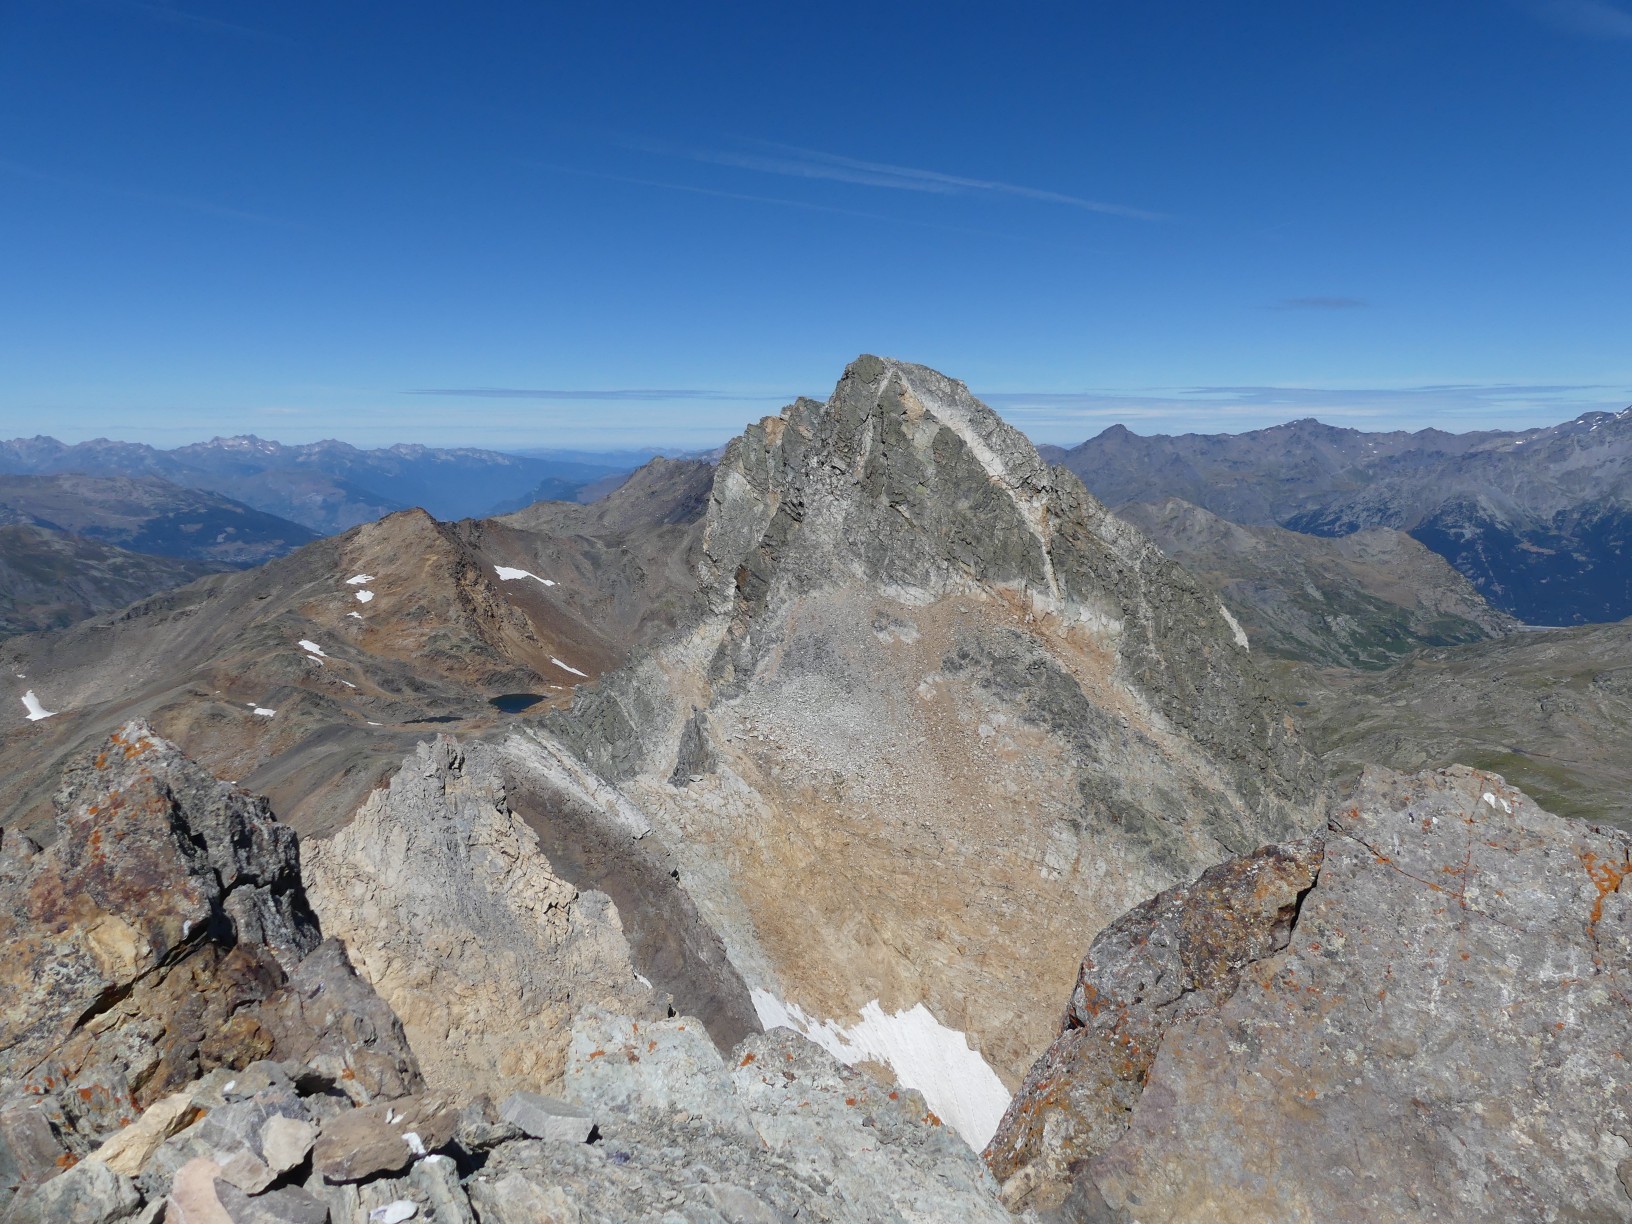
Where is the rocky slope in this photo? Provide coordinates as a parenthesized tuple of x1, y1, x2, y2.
(1116, 497, 1514, 668)
(1046, 407, 1632, 625)
(0, 524, 221, 641)
(0, 474, 316, 565)
(0, 723, 1018, 1223)
(987, 765, 1631, 1222)
(530, 356, 1323, 1146)
(0, 437, 635, 535)
(1285, 618, 1632, 828)
(0, 454, 721, 849)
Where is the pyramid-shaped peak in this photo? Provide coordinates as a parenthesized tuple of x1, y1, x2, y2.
(829, 355, 1051, 492)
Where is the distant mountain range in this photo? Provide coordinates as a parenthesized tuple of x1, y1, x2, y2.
(0, 435, 641, 535)
(0, 474, 319, 638)
(1044, 406, 1632, 625)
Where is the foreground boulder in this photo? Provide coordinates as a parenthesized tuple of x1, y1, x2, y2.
(0, 722, 421, 1216)
(988, 765, 1632, 1222)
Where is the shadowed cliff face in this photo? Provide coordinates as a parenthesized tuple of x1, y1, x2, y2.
(544, 355, 1324, 1145)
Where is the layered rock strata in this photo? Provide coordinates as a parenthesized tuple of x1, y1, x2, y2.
(988, 765, 1632, 1222)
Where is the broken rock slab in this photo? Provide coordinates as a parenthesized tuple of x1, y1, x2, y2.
(313, 1097, 456, 1184)
(496, 1092, 593, 1145)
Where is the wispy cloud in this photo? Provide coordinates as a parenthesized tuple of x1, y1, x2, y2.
(621, 136, 1165, 221)
(406, 387, 788, 402)
(93, 0, 290, 42)
(1520, 0, 1632, 39)
(0, 157, 287, 226)
(533, 163, 1074, 246)
(1273, 296, 1370, 311)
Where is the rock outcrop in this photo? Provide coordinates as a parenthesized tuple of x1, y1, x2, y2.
(0, 722, 420, 1217)
(543, 355, 1324, 1143)
(1, 724, 1023, 1222)
(988, 765, 1632, 1222)
(301, 736, 664, 1100)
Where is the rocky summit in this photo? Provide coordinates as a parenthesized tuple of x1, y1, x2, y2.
(535, 355, 1322, 1144)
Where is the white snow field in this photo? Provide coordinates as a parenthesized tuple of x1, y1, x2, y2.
(750, 989, 1011, 1148)
(493, 565, 556, 586)
(20, 690, 55, 721)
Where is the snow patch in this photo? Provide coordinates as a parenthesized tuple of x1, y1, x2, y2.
(1219, 603, 1250, 650)
(298, 640, 327, 657)
(347, 612, 364, 620)
(550, 657, 588, 678)
(355, 590, 374, 603)
(20, 690, 55, 721)
(494, 566, 556, 586)
(750, 989, 1011, 1148)
(339, 679, 357, 688)
(253, 708, 276, 717)
(345, 574, 374, 585)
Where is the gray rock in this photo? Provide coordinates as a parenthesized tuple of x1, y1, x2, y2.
(408, 1155, 475, 1224)
(450, 1098, 518, 1155)
(0, 1095, 73, 1209)
(565, 1013, 754, 1139)
(999, 765, 1632, 1222)
(7, 1158, 141, 1223)
(495, 1094, 593, 1145)
(254, 940, 423, 1108)
(215, 1180, 331, 1224)
(259, 1115, 315, 1178)
(985, 837, 1322, 1211)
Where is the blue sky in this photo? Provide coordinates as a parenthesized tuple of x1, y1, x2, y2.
(2, 0, 1630, 449)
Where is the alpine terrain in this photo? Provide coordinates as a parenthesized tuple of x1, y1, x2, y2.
(0, 358, 1626, 1224)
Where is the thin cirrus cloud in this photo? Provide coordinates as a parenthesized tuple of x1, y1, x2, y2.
(1273, 296, 1370, 311)
(406, 387, 789, 403)
(623, 136, 1167, 222)
(0, 157, 287, 226)
(1520, 0, 1632, 38)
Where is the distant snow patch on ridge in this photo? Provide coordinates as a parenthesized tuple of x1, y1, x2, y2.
(750, 989, 1011, 1148)
(1220, 603, 1250, 650)
(345, 574, 374, 585)
(550, 657, 588, 678)
(20, 690, 55, 721)
(494, 565, 556, 586)
(253, 707, 276, 718)
(298, 640, 328, 657)
(355, 590, 374, 603)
